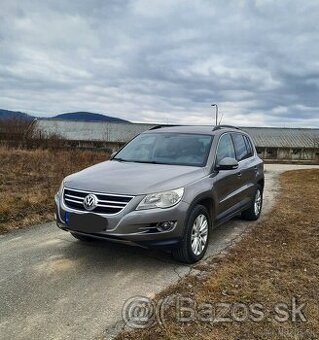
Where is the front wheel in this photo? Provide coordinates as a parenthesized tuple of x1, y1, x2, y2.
(172, 205, 210, 264)
(241, 185, 263, 221)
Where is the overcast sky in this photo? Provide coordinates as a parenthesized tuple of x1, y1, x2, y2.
(1, 0, 319, 127)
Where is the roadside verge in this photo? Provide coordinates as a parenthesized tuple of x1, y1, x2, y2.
(115, 169, 319, 339)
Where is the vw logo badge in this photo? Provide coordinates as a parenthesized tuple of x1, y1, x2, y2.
(83, 193, 98, 211)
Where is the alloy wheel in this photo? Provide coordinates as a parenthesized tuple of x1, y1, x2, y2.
(254, 189, 262, 216)
(191, 214, 208, 256)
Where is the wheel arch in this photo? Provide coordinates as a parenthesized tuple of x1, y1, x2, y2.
(257, 178, 265, 192)
(187, 192, 216, 224)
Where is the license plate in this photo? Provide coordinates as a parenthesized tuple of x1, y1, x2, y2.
(66, 212, 107, 233)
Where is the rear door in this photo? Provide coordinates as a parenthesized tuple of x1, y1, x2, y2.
(231, 133, 256, 205)
(213, 133, 243, 220)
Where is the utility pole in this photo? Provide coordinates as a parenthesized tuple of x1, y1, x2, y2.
(211, 104, 218, 126)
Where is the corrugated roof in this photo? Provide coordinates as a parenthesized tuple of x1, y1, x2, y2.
(36, 119, 319, 148)
(242, 127, 319, 148)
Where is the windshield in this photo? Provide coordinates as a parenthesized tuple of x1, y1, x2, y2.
(113, 133, 213, 167)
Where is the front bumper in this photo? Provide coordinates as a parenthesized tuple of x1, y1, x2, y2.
(54, 193, 190, 247)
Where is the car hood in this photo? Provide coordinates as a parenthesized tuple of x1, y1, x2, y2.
(64, 160, 206, 195)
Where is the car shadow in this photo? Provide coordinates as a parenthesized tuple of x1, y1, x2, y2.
(58, 234, 180, 271)
(58, 214, 249, 272)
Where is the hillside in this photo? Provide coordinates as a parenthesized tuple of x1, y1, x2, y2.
(52, 112, 129, 123)
(0, 109, 33, 120)
(0, 109, 129, 123)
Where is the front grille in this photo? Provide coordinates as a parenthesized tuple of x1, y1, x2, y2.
(63, 188, 134, 214)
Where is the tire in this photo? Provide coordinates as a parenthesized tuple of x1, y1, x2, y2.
(172, 205, 211, 264)
(70, 232, 95, 242)
(241, 185, 263, 221)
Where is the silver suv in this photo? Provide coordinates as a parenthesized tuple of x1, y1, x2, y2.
(55, 125, 264, 263)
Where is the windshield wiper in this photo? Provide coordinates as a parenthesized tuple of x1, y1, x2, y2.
(113, 158, 160, 164)
(112, 157, 131, 162)
(130, 160, 160, 164)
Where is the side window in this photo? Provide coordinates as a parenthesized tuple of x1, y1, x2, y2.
(232, 133, 249, 161)
(244, 136, 254, 157)
(216, 134, 236, 164)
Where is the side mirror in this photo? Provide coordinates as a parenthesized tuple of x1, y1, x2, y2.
(110, 151, 117, 159)
(216, 157, 238, 170)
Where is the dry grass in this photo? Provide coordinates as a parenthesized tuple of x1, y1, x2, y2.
(117, 170, 319, 340)
(0, 146, 107, 233)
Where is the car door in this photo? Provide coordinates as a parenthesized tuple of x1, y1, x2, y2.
(231, 133, 256, 206)
(213, 133, 244, 220)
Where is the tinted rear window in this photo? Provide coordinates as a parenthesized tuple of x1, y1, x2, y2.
(244, 135, 254, 157)
(232, 133, 249, 161)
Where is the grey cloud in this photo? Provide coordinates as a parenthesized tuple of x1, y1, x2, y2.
(0, 0, 318, 126)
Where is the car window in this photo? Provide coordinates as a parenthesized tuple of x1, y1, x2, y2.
(232, 133, 249, 161)
(216, 133, 236, 164)
(114, 133, 213, 167)
(244, 135, 254, 157)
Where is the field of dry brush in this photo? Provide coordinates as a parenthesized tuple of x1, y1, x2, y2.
(0, 146, 107, 233)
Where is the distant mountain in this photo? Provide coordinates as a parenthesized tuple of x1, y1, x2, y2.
(0, 109, 33, 120)
(52, 112, 130, 123)
(0, 109, 130, 123)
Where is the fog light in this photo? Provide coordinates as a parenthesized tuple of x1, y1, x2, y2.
(156, 221, 177, 232)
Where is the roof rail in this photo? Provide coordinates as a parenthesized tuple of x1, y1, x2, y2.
(149, 124, 180, 130)
(213, 124, 241, 131)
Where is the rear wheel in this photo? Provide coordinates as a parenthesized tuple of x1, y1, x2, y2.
(70, 232, 95, 242)
(241, 185, 263, 220)
(172, 205, 210, 263)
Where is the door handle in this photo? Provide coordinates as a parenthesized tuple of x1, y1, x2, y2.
(237, 172, 242, 177)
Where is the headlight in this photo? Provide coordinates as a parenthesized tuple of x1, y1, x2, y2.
(136, 188, 184, 210)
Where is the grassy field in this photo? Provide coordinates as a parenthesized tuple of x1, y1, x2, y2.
(117, 169, 319, 340)
(0, 146, 107, 234)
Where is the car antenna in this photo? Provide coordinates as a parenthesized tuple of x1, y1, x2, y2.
(211, 103, 218, 126)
